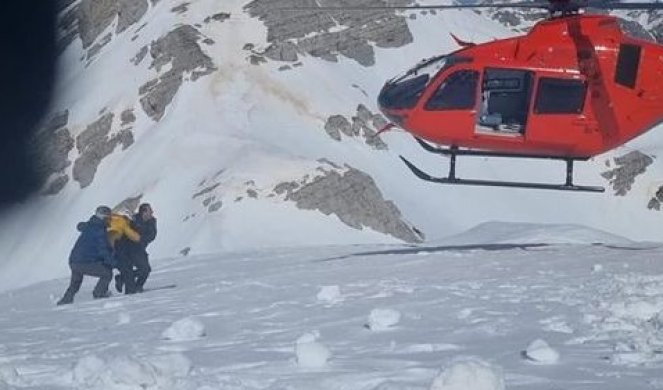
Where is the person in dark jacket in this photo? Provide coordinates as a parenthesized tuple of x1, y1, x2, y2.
(115, 203, 157, 293)
(57, 206, 115, 305)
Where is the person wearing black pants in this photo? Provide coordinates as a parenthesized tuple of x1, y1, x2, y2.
(116, 203, 157, 293)
(57, 206, 115, 305)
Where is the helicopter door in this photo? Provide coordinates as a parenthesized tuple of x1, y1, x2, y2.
(477, 68, 534, 135)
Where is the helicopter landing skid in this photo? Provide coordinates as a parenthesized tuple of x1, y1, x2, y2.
(401, 138, 605, 193)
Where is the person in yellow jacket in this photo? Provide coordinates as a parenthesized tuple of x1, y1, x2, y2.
(108, 213, 141, 294)
(108, 213, 141, 246)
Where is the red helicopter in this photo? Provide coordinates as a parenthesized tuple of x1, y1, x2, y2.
(289, 0, 663, 192)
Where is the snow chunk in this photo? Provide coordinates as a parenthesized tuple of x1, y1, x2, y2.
(592, 264, 604, 273)
(366, 308, 401, 331)
(71, 353, 192, 389)
(72, 355, 106, 385)
(147, 353, 193, 378)
(523, 339, 560, 364)
(317, 285, 343, 304)
(295, 332, 331, 368)
(430, 357, 504, 390)
(162, 317, 206, 341)
(0, 365, 20, 387)
(118, 312, 131, 325)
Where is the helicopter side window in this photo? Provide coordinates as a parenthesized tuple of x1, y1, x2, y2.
(477, 68, 534, 134)
(615, 43, 641, 89)
(425, 70, 479, 110)
(534, 78, 587, 114)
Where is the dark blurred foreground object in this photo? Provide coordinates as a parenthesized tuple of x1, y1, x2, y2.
(0, 2, 56, 208)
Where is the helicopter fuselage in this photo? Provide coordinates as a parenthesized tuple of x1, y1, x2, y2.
(378, 14, 663, 158)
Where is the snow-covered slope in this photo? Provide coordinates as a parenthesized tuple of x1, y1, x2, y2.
(2, 0, 663, 291)
(1, 224, 663, 389)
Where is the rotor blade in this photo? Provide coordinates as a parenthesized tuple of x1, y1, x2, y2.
(588, 1, 663, 10)
(278, 2, 551, 11)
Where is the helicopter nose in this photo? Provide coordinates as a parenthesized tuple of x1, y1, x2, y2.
(377, 83, 409, 126)
(377, 75, 428, 124)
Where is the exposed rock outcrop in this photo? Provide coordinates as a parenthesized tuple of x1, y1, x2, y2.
(78, 0, 150, 48)
(31, 111, 75, 195)
(139, 25, 216, 121)
(601, 151, 653, 196)
(56, 0, 150, 55)
(324, 104, 388, 149)
(204, 12, 231, 24)
(73, 113, 134, 188)
(244, 0, 414, 66)
(273, 163, 423, 243)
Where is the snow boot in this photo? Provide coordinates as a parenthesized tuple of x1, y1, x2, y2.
(93, 290, 112, 299)
(56, 297, 73, 305)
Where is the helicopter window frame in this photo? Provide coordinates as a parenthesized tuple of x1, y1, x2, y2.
(424, 69, 480, 111)
(533, 77, 587, 115)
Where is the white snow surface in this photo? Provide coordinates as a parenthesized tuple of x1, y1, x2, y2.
(1, 224, 663, 389)
(430, 358, 505, 390)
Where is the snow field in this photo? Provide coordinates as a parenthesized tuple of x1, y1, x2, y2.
(1, 225, 663, 389)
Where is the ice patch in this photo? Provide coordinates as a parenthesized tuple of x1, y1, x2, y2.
(317, 285, 343, 304)
(161, 317, 206, 341)
(366, 308, 401, 331)
(430, 357, 505, 390)
(523, 339, 560, 364)
(295, 332, 331, 368)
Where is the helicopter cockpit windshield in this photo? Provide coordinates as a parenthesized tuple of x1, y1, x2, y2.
(378, 55, 470, 110)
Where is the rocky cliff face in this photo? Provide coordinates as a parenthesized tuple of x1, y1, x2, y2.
(36, 0, 426, 248)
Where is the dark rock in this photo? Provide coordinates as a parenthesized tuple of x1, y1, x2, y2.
(121, 109, 136, 126)
(601, 151, 653, 196)
(117, 0, 149, 34)
(202, 196, 215, 207)
(77, 0, 116, 48)
(208, 201, 223, 212)
(204, 12, 231, 23)
(171, 3, 189, 14)
(274, 181, 299, 195)
(279, 165, 423, 243)
(193, 183, 220, 199)
(140, 73, 183, 121)
(31, 110, 75, 192)
(42, 175, 69, 196)
(324, 115, 349, 141)
(140, 25, 216, 121)
(86, 33, 112, 60)
(244, 0, 414, 66)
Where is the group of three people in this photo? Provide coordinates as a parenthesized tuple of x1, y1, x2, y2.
(57, 203, 157, 305)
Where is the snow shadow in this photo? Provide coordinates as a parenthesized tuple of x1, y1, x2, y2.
(321, 243, 550, 261)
